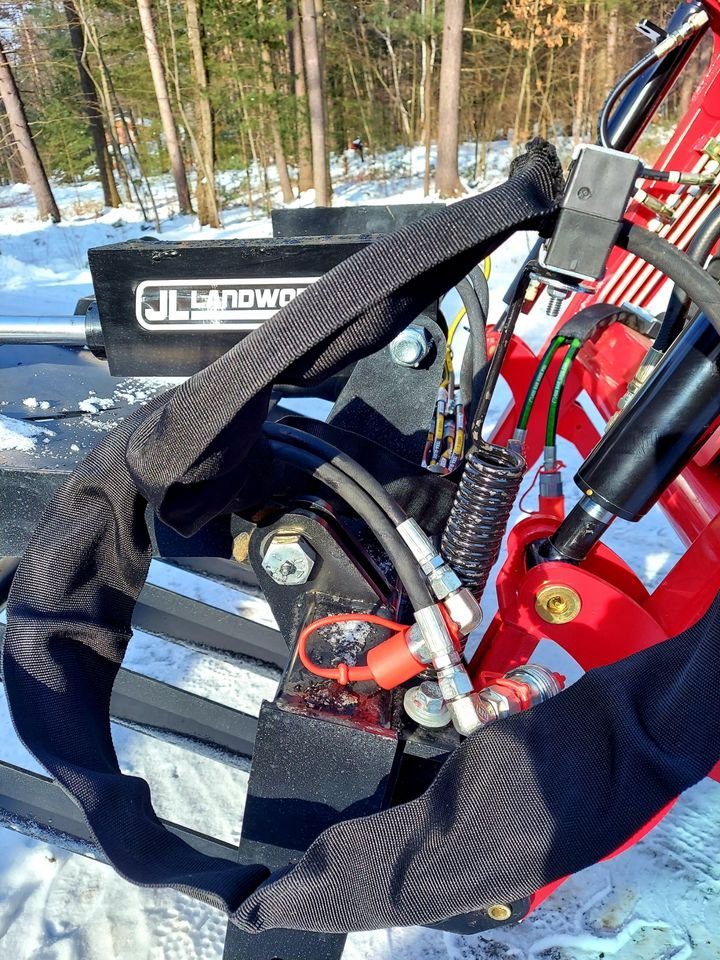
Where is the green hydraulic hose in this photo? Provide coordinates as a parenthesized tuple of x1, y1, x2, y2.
(517, 336, 566, 432)
(546, 337, 582, 448)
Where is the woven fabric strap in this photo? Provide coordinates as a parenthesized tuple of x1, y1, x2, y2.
(10, 139, 701, 931)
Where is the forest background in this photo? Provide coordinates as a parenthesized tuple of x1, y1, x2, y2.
(0, 1, 709, 226)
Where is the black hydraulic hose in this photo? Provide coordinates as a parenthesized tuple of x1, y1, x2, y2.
(456, 274, 489, 424)
(618, 221, 720, 339)
(656, 206, 720, 350)
(263, 421, 407, 527)
(266, 439, 433, 611)
(598, 50, 660, 150)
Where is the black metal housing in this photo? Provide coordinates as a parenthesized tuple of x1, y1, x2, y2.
(88, 237, 370, 377)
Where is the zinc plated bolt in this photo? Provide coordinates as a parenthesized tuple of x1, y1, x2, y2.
(389, 325, 432, 367)
(403, 680, 451, 728)
(546, 287, 569, 318)
(261, 533, 316, 585)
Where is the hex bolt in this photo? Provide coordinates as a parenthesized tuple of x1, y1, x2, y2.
(261, 533, 316, 586)
(403, 680, 451, 728)
(389, 325, 432, 367)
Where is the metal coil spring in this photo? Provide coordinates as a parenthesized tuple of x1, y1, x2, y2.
(441, 443, 526, 598)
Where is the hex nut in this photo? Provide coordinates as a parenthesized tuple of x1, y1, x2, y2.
(232, 531, 251, 565)
(261, 534, 316, 585)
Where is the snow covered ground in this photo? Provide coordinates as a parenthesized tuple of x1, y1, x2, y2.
(0, 149, 717, 959)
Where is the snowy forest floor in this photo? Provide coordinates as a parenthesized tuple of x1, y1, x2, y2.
(0, 145, 718, 959)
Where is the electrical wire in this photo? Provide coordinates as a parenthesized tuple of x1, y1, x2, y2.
(546, 338, 582, 448)
(266, 438, 433, 611)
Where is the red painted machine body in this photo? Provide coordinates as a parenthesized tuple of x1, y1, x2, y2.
(467, 1, 720, 914)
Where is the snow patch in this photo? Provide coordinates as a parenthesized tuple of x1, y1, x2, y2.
(0, 414, 55, 452)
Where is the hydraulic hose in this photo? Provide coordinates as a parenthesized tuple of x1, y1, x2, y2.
(597, 4, 708, 151)
(516, 336, 565, 433)
(598, 50, 661, 150)
(656, 206, 720, 350)
(263, 421, 408, 527)
(546, 338, 581, 448)
(541, 221, 720, 564)
(266, 439, 433, 611)
(456, 274, 489, 425)
(618, 222, 720, 339)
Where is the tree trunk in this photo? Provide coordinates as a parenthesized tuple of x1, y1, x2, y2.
(0, 110, 26, 183)
(572, 1, 591, 142)
(0, 37, 60, 222)
(300, 0, 330, 206)
(421, 0, 436, 197)
(258, 0, 294, 204)
(63, 0, 120, 207)
(184, 0, 221, 227)
(291, 0, 313, 193)
(435, 0, 464, 197)
(137, 0, 192, 213)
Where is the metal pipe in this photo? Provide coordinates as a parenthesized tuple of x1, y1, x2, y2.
(0, 316, 87, 345)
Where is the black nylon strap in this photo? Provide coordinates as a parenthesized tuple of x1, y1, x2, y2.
(3, 141, 564, 919)
(125, 140, 564, 536)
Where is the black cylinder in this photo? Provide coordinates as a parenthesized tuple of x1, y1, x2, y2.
(575, 311, 720, 522)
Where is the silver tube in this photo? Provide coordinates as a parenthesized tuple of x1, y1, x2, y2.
(0, 315, 87, 345)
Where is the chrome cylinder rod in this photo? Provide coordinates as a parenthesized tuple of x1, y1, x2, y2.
(0, 315, 87, 345)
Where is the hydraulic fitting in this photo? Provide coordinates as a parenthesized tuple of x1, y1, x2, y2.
(473, 665, 564, 726)
(397, 518, 482, 632)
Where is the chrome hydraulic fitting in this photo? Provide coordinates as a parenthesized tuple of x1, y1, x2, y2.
(396, 518, 482, 633)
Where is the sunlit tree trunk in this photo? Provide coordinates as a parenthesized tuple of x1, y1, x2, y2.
(137, 0, 192, 213)
(184, 0, 221, 226)
(435, 0, 464, 197)
(572, 1, 591, 142)
(300, 0, 330, 206)
(0, 37, 60, 222)
(63, 0, 119, 207)
(258, 0, 294, 204)
(291, 0, 313, 193)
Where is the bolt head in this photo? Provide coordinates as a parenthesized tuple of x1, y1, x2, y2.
(403, 681, 451, 728)
(389, 325, 431, 367)
(262, 534, 316, 585)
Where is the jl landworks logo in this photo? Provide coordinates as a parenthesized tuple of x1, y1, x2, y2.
(135, 277, 320, 331)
